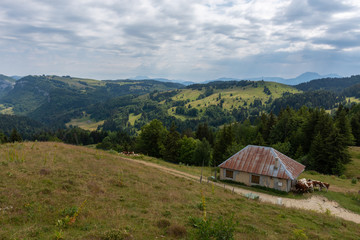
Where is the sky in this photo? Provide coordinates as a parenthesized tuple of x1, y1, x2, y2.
(1, 0, 360, 82)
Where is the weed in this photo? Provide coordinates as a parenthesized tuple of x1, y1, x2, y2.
(189, 215, 236, 240)
(61, 206, 78, 217)
(102, 229, 133, 240)
(339, 174, 347, 179)
(56, 200, 86, 229)
(54, 229, 64, 240)
(351, 178, 357, 184)
(325, 208, 332, 216)
(291, 229, 308, 240)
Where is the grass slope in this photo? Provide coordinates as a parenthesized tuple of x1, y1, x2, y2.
(168, 81, 300, 119)
(0, 142, 359, 239)
(66, 114, 104, 131)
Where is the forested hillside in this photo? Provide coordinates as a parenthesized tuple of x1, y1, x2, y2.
(1, 74, 360, 178)
(0, 74, 16, 98)
(0, 75, 183, 127)
(295, 75, 360, 92)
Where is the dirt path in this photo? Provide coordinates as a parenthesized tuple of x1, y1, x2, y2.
(120, 157, 360, 224)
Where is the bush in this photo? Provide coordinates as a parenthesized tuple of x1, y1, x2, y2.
(189, 215, 236, 240)
(339, 174, 347, 179)
(351, 178, 357, 184)
(291, 229, 308, 240)
(102, 229, 133, 240)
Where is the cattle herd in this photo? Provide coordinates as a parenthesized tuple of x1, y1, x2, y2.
(294, 178, 330, 193)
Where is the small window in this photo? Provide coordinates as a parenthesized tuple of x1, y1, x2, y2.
(225, 170, 234, 179)
(251, 175, 260, 184)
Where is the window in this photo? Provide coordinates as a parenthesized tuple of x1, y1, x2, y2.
(251, 175, 260, 184)
(225, 170, 234, 179)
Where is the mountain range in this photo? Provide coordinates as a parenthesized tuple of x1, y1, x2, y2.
(129, 72, 341, 86)
(209, 72, 341, 85)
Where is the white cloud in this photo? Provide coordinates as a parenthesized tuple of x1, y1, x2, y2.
(0, 0, 359, 81)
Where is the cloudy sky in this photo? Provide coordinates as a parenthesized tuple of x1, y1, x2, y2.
(1, 0, 360, 81)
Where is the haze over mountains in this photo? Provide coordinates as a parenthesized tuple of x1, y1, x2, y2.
(129, 72, 341, 86)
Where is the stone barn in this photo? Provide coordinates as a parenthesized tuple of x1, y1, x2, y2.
(218, 145, 305, 192)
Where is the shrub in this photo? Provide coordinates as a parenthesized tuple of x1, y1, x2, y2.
(339, 174, 347, 179)
(351, 178, 357, 184)
(189, 215, 236, 240)
(102, 229, 133, 240)
(291, 229, 308, 240)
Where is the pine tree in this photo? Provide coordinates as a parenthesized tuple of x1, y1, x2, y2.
(351, 113, 360, 146)
(309, 133, 325, 172)
(162, 123, 181, 163)
(335, 106, 354, 146)
(212, 124, 234, 166)
(0, 130, 7, 144)
(9, 128, 22, 143)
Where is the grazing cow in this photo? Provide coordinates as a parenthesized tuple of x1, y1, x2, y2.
(295, 178, 313, 193)
(307, 179, 330, 191)
(322, 182, 330, 191)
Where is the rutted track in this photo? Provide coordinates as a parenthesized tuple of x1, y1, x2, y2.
(120, 156, 360, 224)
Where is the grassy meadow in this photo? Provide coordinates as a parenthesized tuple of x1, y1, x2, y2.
(0, 142, 359, 239)
(128, 148, 360, 215)
(167, 82, 301, 120)
(65, 115, 105, 131)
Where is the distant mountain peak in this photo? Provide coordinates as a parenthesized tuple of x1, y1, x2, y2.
(131, 75, 150, 80)
(204, 72, 342, 86)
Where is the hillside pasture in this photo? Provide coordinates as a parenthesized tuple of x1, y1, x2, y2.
(168, 82, 301, 119)
(0, 142, 359, 239)
(66, 115, 104, 131)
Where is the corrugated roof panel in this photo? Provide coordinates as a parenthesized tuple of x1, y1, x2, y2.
(218, 145, 306, 180)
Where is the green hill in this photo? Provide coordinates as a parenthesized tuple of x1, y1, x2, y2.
(0, 74, 16, 98)
(85, 80, 302, 132)
(166, 81, 300, 120)
(0, 75, 183, 126)
(0, 142, 359, 239)
(295, 75, 360, 92)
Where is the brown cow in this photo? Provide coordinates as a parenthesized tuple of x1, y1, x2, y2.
(295, 178, 313, 193)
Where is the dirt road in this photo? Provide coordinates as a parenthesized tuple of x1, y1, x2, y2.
(120, 156, 360, 224)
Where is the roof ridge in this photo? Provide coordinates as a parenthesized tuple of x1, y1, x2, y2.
(272, 149, 295, 180)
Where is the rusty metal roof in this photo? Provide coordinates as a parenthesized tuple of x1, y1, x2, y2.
(218, 145, 305, 180)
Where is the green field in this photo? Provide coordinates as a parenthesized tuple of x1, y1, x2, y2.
(1, 142, 359, 239)
(168, 82, 301, 119)
(128, 113, 142, 126)
(0, 104, 14, 115)
(66, 114, 104, 131)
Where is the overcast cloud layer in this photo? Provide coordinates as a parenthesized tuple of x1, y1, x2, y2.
(1, 0, 360, 81)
